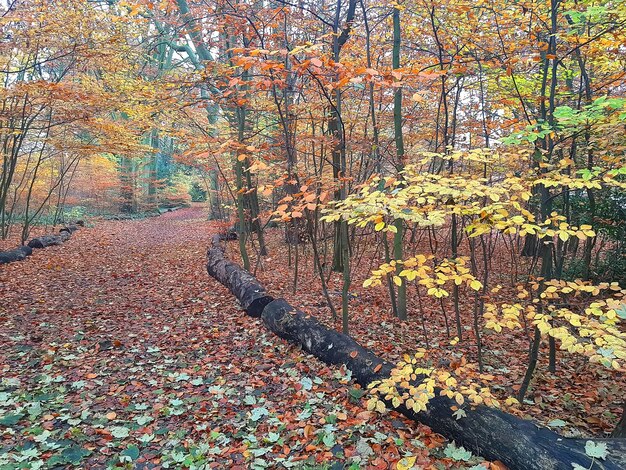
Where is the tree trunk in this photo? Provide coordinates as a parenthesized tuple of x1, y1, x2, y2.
(206, 233, 626, 470)
(206, 234, 274, 317)
(27, 232, 70, 249)
(0, 245, 33, 264)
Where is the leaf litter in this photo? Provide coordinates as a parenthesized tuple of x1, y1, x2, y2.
(0, 207, 487, 469)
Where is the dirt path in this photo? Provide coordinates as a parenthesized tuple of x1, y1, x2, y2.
(0, 208, 464, 469)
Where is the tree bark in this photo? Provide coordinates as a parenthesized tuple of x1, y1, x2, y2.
(27, 232, 70, 249)
(206, 234, 274, 317)
(0, 245, 33, 264)
(60, 224, 80, 234)
(206, 234, 626, 470)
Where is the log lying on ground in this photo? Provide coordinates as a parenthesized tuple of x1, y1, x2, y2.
(60, 224, 80, 234)
(28, 231, 70, 249)
(1, 223, 80, 265)
(206, 234, 274, 317)
(207, 234, 626, 470)
(0, 245, 33, 265)
(104, 207, 185, 221)
(158, 206, 184, 214)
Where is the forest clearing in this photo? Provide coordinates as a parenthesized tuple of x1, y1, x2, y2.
(1, 0, 626, 469)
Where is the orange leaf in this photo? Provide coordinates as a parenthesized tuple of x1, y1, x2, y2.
(490, 461, 509, 470)
(349, 351, 358, 358)
(105, 412, 117, 420)
(373, 363, 382, 373)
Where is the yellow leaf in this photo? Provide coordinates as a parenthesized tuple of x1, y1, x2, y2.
(397, 456, 417, 470)
(558, 231, 569, 242)
(375, 222, 385, 231)
(367, 398, 377, 411)
(505, 397, 519, 407)
(393, 276, 402, 287)
(470, 279, 482, 291)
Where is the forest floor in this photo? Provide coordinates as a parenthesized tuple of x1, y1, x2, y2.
(0, 206, 492, 470)
(245, 226, 625, 440)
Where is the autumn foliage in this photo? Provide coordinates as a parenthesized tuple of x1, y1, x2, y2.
(1, 0, 626, 467)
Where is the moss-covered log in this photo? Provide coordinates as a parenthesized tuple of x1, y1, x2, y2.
(206, 234, 626, 470)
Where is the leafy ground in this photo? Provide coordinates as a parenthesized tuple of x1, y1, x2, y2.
(244, 228, 625, 438)
(0, 207, 492, 469)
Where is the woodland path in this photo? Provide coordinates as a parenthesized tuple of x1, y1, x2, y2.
(0, 207, 449, 469)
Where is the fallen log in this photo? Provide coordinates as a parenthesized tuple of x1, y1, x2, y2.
(28, 231, 70, 249)
(1, 223, 80, 264)
(59, 224, 80, 234)
(0, 245, 33, 265)
(206, 234, 626, 470)
(206, 235, 274, 317)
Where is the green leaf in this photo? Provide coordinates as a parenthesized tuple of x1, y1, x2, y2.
(585, 440, 608, 460)
(548, 419, 567, 428)
(61, 446, 91, 465)
(135, 415, 153, 425)
(348, 388, 366, 401)
(243, 395, 257, 406)
(138, 433, 155, 443)
(444, 442, 473, 462)
(121, 445, 140, 461)
(0, 413, 23, 426)
(110, 426, 130, 439)
(250, 407, 269, 422)
(452, 408, 467, 421)
(322, 432, 336, 448)
(300, 377, 313, 391)
(297, 405, 312, 420)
